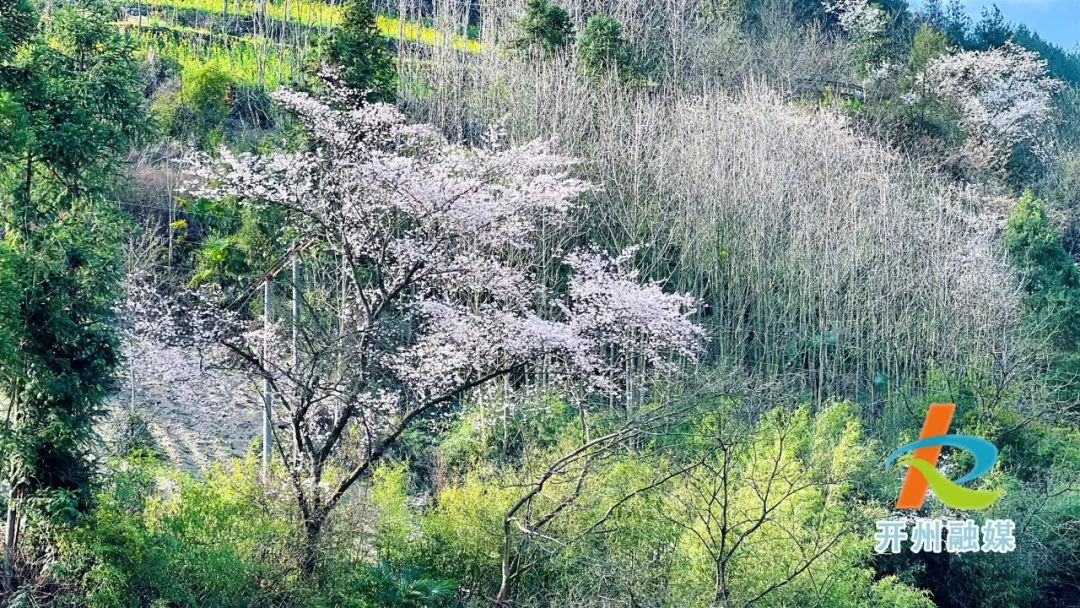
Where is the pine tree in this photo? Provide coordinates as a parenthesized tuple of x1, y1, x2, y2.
(941, 0, 971, 48)
(513, 0, 573, 55)
(921, 0, 945, 28)
(326, 0, 395, 101)
(974, 5, 1012, 50)
(577, 14, 633, 78)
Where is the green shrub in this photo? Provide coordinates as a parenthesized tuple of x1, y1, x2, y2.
(182, 59, 234, 141)
(54, 456, 299, 608)
(51, 455, 461, 608)
(153, 58, 236, 146)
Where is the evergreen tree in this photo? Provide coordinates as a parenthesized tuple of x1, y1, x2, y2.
(514, 0, 573, 55)
(0, 0, 33, 160)
(910, 22, 949, 72)
(921, 0, 945, 28)
(0, 0, 33, 60)
(577, 14, 633, 78)
(326, 0, 395, 101)
(1003, 192, 1080, 405)
(0, 0, 145, 584)
(941, 0, 971, 47)
(973, 5, 1012, 50)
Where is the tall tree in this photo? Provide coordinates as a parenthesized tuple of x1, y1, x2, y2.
(0, 0, 145, 586)
(941, 0, 971, 47)
(188, 84, 703, 574)
(921, 0, 945, 28)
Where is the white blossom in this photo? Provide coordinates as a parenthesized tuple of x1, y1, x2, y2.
(184, 82, 704, 474)
(823, 0, 886, 39)
(917, 41, 1064, 165)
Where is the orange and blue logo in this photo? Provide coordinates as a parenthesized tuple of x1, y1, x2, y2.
(885, 403, 1002, 510)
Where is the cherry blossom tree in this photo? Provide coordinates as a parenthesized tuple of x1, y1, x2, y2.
(823, 0, 886, 39)
(185, 78, 703, 572)
(917, 41, 1063, 166)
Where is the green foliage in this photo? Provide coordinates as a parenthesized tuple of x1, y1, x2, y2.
(0, 0, 34, 160)
(54, 456, 299, 608)
(1012, 26, 1080, 86)
(9, 0, 147, 194)
(180, 59, 234, 131)
(1004, 192, 1080, 348)
(0, 0, 34, 59)
(154, 58, 235, 146)
(909, 23, 948, 72)
(971, 5, 1010, 51)
(0, 91, 29, 165)
(1003, 192, 1080, 406)
(0, 203, 127, 524)
(741, 0, 828, 29)
(875, 416, 1080, 608)
(189, 201, 286, 287)
(924, 0, 971, 48)
(364, 401, 935, 607)
(0, 0, 146, 571)
(52, 455, 460, 608)
(514, 0, 573, 55)
(326, 0, 396, 101)
(577, 14, 634, 78)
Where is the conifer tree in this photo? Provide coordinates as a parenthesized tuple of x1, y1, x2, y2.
(326, 0, 396, 101)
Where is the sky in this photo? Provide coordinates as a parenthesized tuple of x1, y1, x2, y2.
(910, 0, 1080, 51)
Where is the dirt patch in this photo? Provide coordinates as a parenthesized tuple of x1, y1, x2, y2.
(103, 341, 262, 471)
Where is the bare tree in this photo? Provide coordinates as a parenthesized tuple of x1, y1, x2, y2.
(664, 405, 862, 608)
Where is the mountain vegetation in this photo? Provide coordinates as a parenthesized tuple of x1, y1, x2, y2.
(0, 0, 1078, 607)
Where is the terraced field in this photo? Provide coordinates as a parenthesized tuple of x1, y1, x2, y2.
(118, 0, 479, 90)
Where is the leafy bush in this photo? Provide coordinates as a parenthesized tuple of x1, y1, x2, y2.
(153, 58, 235, 147)
(53, 456, 299, 608)
(50, 455, 464, 608)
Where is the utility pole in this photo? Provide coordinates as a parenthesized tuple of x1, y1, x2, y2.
(262, 278, 273, 479)
(291, 247, 301, 469)
(292, 244, 300, 369)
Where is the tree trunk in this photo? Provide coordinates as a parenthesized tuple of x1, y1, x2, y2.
(300, 514, 324, 576)
(3, 386, 21, 591)
(3, 496, 18, 591)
